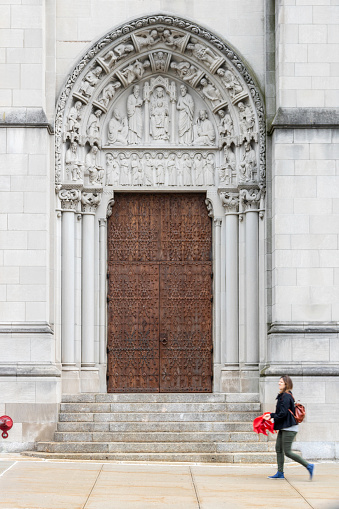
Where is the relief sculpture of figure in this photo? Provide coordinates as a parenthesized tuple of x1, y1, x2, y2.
(217, 68, 243, 99)
(106, 153, 120, 186)
(65, 141, 83, 182)
(238, 101, 255, 143)
(162, 29, 186, 50)
(219, 145, 236, 185)
(204, 154, 215, 186)
(167, 153, 177, 186)
(134, 29, 160, 50)
(78, 66, 103, 98)
(171, 61, 200, 86)
(153, 51, 167, 72)
(127, 85, 143, 144)
(182, 153, 193, 186)
(98, 81, 121, 109)
(108, 109, 128, 145)
(87, 109, 102, 144)
(150, 87, 169, 141)
(239, 143, 256, 182)
(200, 78, 222, 107)
(193, 109, 216, 146)
(177, 84, 194, 145)
(143, 153, 154, 186)
(154, 153, 165, 185)
(218, 109, 234, 147)
(119, 153, 130, 186)
(101, 43, 134, 69)
(121, 59, 150, 85)
(86, 145, 104, 185)
(193, 153, 204, 186)
(131, 153, 143, 186)
(66, 101, 82, 141)
(187, 39, 221, 69)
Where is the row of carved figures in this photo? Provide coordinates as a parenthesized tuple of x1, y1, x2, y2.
(66, 144, 217, 187)
(66, 84, 256, 148)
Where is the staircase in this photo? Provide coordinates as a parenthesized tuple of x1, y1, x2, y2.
(22, 393, 276, 463)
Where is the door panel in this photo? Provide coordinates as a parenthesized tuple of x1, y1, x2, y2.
(107, 193, 212, 393)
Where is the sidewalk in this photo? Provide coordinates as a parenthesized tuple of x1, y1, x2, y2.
(0, 456, 338, 509)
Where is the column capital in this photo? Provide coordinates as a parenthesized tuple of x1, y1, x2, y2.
(240, 187, 262, 211)
(99, 218, 107, 227)
(220, 191, 239, 213)
(107, 198, 115, 218)
(214, 218, 222, 227)
(58, 186, 82, 211)
(81, 189, 102, 213)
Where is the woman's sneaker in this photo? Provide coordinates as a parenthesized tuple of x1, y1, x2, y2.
(307, 464, 314, 480)
(268, 471, 285, 479)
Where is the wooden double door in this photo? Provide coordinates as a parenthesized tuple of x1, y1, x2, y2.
(107, 193, 213, 392)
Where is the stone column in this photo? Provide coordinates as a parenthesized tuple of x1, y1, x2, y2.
(99, 218, 107, 365)
(240, 188, 262, 367)
(81, 190, 102, 367)
(221, 192, 240, 366)
(213, 218, 222, 364)
(58, 188, 81, 366)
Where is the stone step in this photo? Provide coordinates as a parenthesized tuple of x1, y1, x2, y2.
(54, 431, 268, 443)
(59, 402, 261, 413)
(59, 411, 259, 422)
(22, 451, 278, 464)
(62, 393, 260, 404)
(57, 421, 254, 433)
(36, 441, 274, 454)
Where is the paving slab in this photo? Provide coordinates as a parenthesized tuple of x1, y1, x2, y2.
(0, 457, 338, 509)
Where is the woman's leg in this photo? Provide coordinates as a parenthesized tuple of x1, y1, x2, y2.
(275, 430, 285, 472)
(281, 431, 308, 468)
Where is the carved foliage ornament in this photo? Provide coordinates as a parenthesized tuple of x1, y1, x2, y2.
(55, 15, 265, 193)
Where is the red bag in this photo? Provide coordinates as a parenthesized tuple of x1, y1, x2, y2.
(253, 413, 276, 436)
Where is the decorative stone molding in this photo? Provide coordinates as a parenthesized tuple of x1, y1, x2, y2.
(55, 14, 265, 191)
(214, 218, 222, 227)
(205, 198, 214, 218)
(220, 191, 239, 213)
(106, 198, 115, 218)
(269, 107, 339, 134)
(81, 190, 102, 213)
(58, 188, 81, 211)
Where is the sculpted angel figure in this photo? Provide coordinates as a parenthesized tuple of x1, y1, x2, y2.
(200, 78, 222, 106)
(66, 101, 82, 140)
(187, 39, 220, 69)
(162, 29, 186, 49)
(78, 66, 103, 98)
(217, 68, 243, 99)
(127, 85, 143, 144)
(177, 84, 194, 145)
(150, 87, 169, 141)
(134, 29, 160, 50)
(193, 109, 216, 146)
(98, 81, 121, 109)
(108, 109, 128, 145)
(65, 141, 83, 182)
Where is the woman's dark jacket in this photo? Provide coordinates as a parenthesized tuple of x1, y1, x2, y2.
(270, 392, 297, 430)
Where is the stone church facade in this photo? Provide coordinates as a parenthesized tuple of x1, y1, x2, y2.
(0, 1, 338, 460)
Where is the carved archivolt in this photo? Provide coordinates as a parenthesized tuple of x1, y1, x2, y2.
(55, 15, 265, 198)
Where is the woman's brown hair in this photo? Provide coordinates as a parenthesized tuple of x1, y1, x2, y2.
(280, 374, 293, 392)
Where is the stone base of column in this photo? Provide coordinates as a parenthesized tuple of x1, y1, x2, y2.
(80, 367, 100, 393)
(61, 367, 81, 394)
(98, 364, 108, 393)
(220, 365, 259, 393)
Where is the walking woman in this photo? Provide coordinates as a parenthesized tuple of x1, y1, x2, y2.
(264, 375, 314, 480)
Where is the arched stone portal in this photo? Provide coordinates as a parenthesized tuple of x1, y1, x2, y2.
(55, 15, 266, 394)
